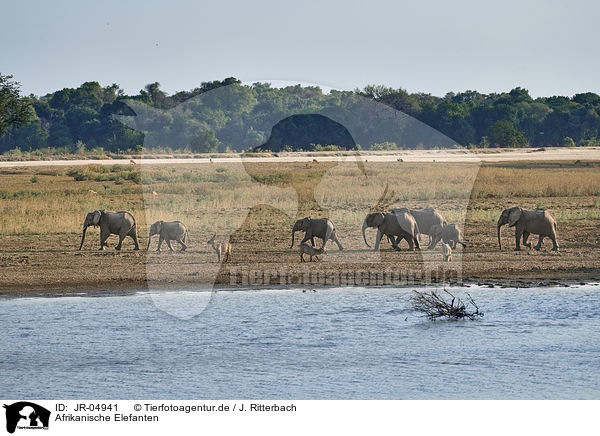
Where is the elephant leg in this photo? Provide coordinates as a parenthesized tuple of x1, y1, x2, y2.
(413, 234, 420, 250)
(157, 236, 163, 252)
(99, 228, 110, 250)
(300, 232, 312, 246)
(332, 232, 344, 250)
(374, 230, 383, 251)
(115, 232, 127, 250)
(514, 228, 523, 251)
(407, 235, 415, 251)
(176, 238, 187, 251)
(551, 233, 559, 251)
(428, 236, 440, 250)
(391, 236, 401, 251)
(534, 235, 544, 251)
(165, 239, 174, 252)
(300, 253, 305, 262)
(522, 231, 531, 248)
(129, 228, 140, 250)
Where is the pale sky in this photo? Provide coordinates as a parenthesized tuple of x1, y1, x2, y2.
(2, 0, 599, 98)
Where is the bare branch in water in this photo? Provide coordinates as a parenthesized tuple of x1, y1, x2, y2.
(410, 289, 483, 320)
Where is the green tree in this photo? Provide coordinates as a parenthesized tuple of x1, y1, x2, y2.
(189, 129, 219, 153)
(0, 73, 33, 136)
(486, 120, 528, 147)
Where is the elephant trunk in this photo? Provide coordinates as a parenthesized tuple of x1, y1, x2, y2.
(79, 225, 88, 250)
(497, 223, 503, 250)
(147, 233, 152, 250)
(290, 230, 295, 248)
(362, 220, 371, 248)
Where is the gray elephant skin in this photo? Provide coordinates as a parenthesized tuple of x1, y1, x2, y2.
(362, 211, 420, 251)
(290, 217, 344, 251)
(497, 207, 559, 251)
(392, 207, 445, 243)
(79, 210, 140, 251)
(147, 220, 190, 252)
(428, 223, 466, 249)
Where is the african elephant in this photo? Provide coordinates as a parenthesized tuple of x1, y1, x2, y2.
(290, 217, 344, 251)
(362, 210, 420, 251)
(497, 207, 559, 251)
(147, 220, 189, 252)
(79, 210, 140, 250)
(428, 223, 466, 249)
(392, 207, 445, 244)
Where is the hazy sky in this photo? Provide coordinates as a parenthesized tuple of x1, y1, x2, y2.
(2, 0, 599, 97)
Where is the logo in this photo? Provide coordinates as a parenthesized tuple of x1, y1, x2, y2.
(3, 402, 50, 434)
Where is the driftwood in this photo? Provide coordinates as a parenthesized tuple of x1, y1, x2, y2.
(410, 289, 483, 320)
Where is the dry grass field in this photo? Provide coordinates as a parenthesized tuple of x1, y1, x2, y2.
(0, 159, 599, 294)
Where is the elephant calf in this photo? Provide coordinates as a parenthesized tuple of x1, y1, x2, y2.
(79, 210, 140, 251)
(147, 220, 190, 252)
(290, 217, 343, 251)
(497, 207, 559, 251)
(428, 223, 466, 249)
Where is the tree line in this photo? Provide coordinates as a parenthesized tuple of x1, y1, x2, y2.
(1, 73, 600, 154)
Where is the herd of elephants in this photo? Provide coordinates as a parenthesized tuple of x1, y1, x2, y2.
(78, 205, 560, 261)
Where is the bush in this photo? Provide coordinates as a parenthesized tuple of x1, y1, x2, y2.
(370, 141, 399, 151)
(312, 144, 341, 151)
(190, 130, 219, 153)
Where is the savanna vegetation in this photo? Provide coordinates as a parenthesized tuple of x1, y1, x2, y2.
(0, 161, 599, 236)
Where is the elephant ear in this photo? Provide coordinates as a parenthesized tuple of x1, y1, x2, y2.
(373, 213, 385, 227)
(508, 207, 522, 227)
(92, 210, 102, 226)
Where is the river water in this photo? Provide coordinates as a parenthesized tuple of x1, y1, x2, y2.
(1, 285, 599, 399)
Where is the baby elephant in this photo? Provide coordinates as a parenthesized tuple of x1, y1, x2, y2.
(442, 243, 452, 262)
(147, 220, 190, 252)
(299, 243, 324, 262)
(428, 223, 466, 249)
(208, 234, 232, 263)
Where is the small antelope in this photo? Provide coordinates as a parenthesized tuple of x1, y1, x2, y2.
(207, 234, 231, 262)
(299, 243, 324, 262)
(130, 159, 136, 165)
(442, 243, 452, 262)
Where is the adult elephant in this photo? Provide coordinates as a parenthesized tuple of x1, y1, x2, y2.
(290, 217, 344, 251)
(429, 223, 466, 249)
(497, 207, 559, 251)
(79, 210, 140, 251)
(392, 207, 445, 244)
(362, 210, 420, 251)
(147, 220, 189, 252)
